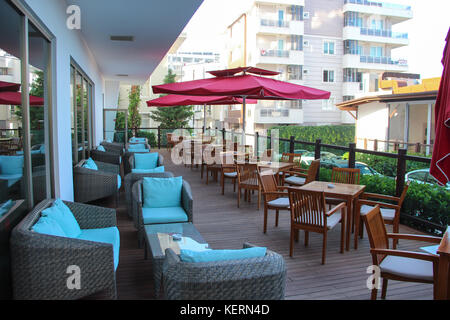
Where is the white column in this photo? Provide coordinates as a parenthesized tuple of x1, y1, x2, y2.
(426, 103, 432, 155)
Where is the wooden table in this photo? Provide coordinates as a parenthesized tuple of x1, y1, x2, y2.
(298, 181, 365, 251)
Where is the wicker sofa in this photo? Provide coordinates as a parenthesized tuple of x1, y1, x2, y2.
(10, 199, 119, 300)
(124, 171, 174, 227)
(162, 242, 286, 300)
(73, 159, 121, 204)
(132, 177, 193, 247)
(100, 141, 125, 155)
(124, 152, 164, 175)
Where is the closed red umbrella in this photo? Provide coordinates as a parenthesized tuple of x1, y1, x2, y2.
(430, 28, 450, 186)
(147, 94, 256, 129)
(0, 80, 21, 92)
(0, 91, 44, 106)
(152, 67, 330, 140)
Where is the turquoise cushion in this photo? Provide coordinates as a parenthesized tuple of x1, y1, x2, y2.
(130, 137, 146, 143)
(82, 158, 98, 170)
(32, 215, 67, 237)
(97, 145, 106, 152)
(128, 143, 146, 150)
(39, 145, 45, 153)
(117, 174, 121, 189)
(143, 176, 182, 208)
(142, 206, 188, 224)
(77, 227, 120, 271)
(41, 199, 81, 238)
(0, 199, 14, 217)
(134, 152, 159, 170)
(0, 155, 24, 175)
(132, 166, 164, 174)
(0, 173, 22, 187)
(180, 247, 267, 263)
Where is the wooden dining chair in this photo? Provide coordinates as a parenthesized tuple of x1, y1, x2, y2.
(288, 188, 346, 264)
(220, 153, 237, 195)
(355, 181, 410, 249)
(331, 167, 361, 184)
(362, 205, 441, 300)
(166, 133, 174, 151)
(283, 159, 320, 187)
(236, 163, 261, 210)
(205, 147, 221, 184)
(258, 169, 290, 233)
(278, 152, 302, 182)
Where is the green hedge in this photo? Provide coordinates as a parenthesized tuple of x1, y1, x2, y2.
(317, 168, 448, 234)
(270, 125, 355, 147)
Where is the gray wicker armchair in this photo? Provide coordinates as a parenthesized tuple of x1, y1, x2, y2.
(10, 199, 118, 300)
(124, 171, 174, 226)
(132, 177, 193, 247)
(73, 159, 120, 204)
(162, 242, 286, 300)
(100, 141, 125, 155)
(91, 148, 122, 166)
(124, 152, 164, 175)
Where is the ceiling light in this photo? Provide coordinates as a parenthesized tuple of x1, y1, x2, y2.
(110, 35, 134, 42)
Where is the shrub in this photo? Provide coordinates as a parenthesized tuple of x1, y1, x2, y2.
(136, 130, 157, 148)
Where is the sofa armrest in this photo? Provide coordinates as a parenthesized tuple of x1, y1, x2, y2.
(181, 180, 193, 223)
(91, 150, 121, 166)
(95, 161, 120, 175)
(64, 201, 117, 229)
(158, 154, 164, 166)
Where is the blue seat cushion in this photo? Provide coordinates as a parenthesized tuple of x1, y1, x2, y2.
(134, 152, 158, 170)
(142, 206, 188, 224)
(77, 227, 120, 271)
(130, 137, 146, 143)
(180, 247, 267, 263)
(0, 155, 24, 175)
(143, 176, 182, 208)
(117, 174, 121, 189)
(82, 158, 98, 170)
(128, 143, 147, 150)
(0, 199, 14, 217)
(32, 215, 67, 237)
(97, 145, 106, 152)
(41, 199, 81, 238)
(132, 166, 164, 174)
(0, 173, 22, 187)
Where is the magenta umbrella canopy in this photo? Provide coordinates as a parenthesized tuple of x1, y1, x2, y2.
(146, 94, 257, 107)
(0, 91, 44, 106)
(0, 80, 21, 92)
(430, 28, 450, 186)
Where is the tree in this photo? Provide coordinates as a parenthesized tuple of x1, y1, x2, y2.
(128, 85, 142, 135)
(149, 69, 194, 128)
(15, 70, 45, 130)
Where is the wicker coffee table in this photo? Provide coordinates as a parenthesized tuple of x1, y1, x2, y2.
(144, 222, 207, 297)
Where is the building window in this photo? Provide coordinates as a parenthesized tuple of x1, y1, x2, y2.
(323, 41, 335, 55)
(290, 35, 303, 51)
(344, 40, 362, 55)
(0, 67, 9, 75)
(290, 5, 304, 21)
(343, 68, 362, 83)
(343, 95, 355, 102)
(323, 69, 335, 83)
(290, 100, 303, 109)
(322, 97, 335, 111)
(287, 65, 303, 80)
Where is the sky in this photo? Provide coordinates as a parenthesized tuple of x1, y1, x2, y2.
(180, 0, 450, 79)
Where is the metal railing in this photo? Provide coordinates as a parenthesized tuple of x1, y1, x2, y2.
(360, 27, 408, 39)
(260, 19, 290, 28)
(359, 55, 408, 66)
(344, 0, 412, 11)
(260, 49, 290, 58)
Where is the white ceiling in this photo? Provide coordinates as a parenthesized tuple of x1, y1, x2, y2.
(70, 0, 203, 83)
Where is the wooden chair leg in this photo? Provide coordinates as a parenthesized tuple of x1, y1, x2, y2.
(206, 169, 209, 185)
(381, 278, 388, 300)
(322, 231, 327, 265)
(393, 222, 399, 249)
(275, 210, 279, 227)
(304, 231, 309, 246)
(290, 226, 294, 257)
(354, 212, 360, 250)
(257, 188, 261, 210)
(263, 205, 268, 233)
(371, 287, 378, 300)
(237, 187, 240, 208)
(233, 179, 236, 192)
(221, 174, 225, 195)
(295, 229, 299, 242)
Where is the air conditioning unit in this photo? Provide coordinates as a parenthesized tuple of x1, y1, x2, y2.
(303, 40, 310, 48)
(303, 69, 309, 75)
(303, 12, 310, 19)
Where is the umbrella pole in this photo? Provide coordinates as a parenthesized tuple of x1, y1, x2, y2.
(203, 104, 206, 132)
(242, 96, 246, 146)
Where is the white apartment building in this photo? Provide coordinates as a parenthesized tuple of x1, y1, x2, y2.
(225, 0, 412, 132)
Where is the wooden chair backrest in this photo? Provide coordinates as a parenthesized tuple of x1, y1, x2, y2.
(305, 160, 321, 184)
(363, 205, 389, 265)
(331, 167, 361, 184)
(258, 169, 278, 201)
(288, 188, 327, 228)
(399, 181, 410, 206)
(221, 153, 235, 168)
(237, 163, 259, 186)
(281, 152, 301, 164)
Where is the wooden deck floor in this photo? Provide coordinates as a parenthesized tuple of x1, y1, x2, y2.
(109, 149, 433, 300)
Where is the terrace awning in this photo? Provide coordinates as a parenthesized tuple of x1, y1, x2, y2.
(0, 80, 20, 92)
(430, 28, 450, 186)
(0, 91, 44, 106)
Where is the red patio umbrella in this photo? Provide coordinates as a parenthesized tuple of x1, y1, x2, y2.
(152, 67, 331, 140)
(146, 94, 257, 129)
(0, 80, 21, 92)
(430, 28, 450, 186)
(0, 91, 44, 106)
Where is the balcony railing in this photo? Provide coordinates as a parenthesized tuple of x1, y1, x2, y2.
(260, 49, 290, 58)
(260, 108, 290, 118)
(344, 0, 412, 11)
(260, 19, 290, 28)
(360, 27, 408, 39)
(360, 55, 408, 66)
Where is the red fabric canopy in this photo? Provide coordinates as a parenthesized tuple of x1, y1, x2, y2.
(153, 73, 330, 100)
(146, 94, 257, 107)
(430, 28, 450, 186)
(0, 80, 21, 92)
(208, 66, 280, 77)
(0, 91, 44, 106)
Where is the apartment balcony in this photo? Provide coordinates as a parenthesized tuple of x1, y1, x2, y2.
(343, 81, 364, 96)
(343, 0, 413, 23)
(343, 54, 408, 72)
(256, 0, 305, 6)
(224, 109, 242, 124)
(254, 107, 303, 124)
(258, 19, 304, 36)
(343, 26, 409, 47)
(256, 48, 304, 65)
